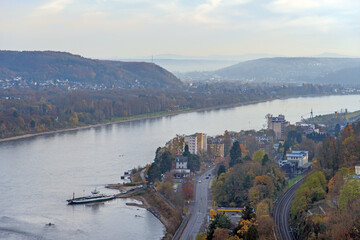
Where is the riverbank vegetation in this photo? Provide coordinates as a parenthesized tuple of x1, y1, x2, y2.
(290, 121, 360, 239)
(0, 83, 345, 139)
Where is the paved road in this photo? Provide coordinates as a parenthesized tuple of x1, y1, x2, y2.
(179, 167, 214, 240)
(273, 178, 304, 240)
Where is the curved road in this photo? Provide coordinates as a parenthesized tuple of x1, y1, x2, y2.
(273, 178, 304, 240)
(179, 167, 214, 240)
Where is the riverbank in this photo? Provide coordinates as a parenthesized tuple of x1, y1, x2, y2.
(0, 93, 345, 143)
(109, 185, 183, 240)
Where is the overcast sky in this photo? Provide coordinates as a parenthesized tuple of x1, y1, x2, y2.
(1, 0, 359, 59)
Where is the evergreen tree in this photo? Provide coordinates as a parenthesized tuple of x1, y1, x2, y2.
(229, 141, 242, 167)
(207, 213, 231, 240)
(188, 154, 200, 172)
(159, 151, 174, 174)
(154, 147, 162, 164)
(242, 206, 256, 220)
(217, 164, 226, 177)
(245, 225, 259, 240)
(147, 163, 161, 183)
(183, 144, 190, 157)
(261, 154, 269, 166)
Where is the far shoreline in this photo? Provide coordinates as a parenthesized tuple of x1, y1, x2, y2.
(0, 93, 353, 143)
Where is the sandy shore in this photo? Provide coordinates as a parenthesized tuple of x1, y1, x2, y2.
(0, 93, 337, 143)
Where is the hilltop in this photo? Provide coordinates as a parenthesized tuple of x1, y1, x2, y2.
(180, 57, 360, 86)
(0, 51, 182, 89)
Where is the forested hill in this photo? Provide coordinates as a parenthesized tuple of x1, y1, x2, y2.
(181, 57, 360, 86)
(215, 57, 360, 85)
(0, 51, 182, 89)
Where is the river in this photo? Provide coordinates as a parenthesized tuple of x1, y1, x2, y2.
(0, 94, 359, 239)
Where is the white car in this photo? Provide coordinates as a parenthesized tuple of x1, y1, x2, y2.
(198, 180, 202, 183)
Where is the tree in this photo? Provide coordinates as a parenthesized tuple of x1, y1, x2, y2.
(245, 225, 259, 240)
(183, 144, 190, 157)
(147, 162, 160, 183)
(261, 154, 269, 166)
(69, 112, 79, 125)
(159, 151, 173, 174)
(217, 164, 226, 177)
(242, 206, 256, 220)
(188, 154, 201, 172)
(335, 123, 341, 133)
(182, 181, 194, 200)
(154, 147, 162, 164)
(213, 228, 230, 240)
(339, 180, 360, 210)
(257, 216, 274, 240)
(207, 214, 231, 240)
(252, 150, 265, 164)
(230, 141, 242, 167)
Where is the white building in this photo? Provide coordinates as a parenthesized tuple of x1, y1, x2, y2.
(355, 166, 360, 175)
(286, 150, 309, 167)
(184, 133, 207, 155)
(174, 155, 190, 178)
(184, 135, 197, 155)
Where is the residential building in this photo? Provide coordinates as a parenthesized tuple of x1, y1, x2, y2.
(184, 134, 197, 154)
(208, 143, 225, 158)
(196, 133, 207, 155)
(174, 155, 190, 179)
(267, 114, 289, 139)
(286, 150, 309, 167)
(184, 133, 207, 155)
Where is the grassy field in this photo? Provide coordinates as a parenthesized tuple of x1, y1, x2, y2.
(287, 175, 304, 188)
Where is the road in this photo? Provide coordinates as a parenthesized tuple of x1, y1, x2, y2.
(273, 178, 304, 240)
(179, 167, 214, 240)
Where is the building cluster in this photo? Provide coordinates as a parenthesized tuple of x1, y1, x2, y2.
(0, 77, 148, 90)
(0, 77, 111, 90)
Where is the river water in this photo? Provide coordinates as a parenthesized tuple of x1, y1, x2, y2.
(0, 95, 359, 240)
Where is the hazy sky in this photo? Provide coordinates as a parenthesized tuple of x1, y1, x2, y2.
(1, 0, 359, 58)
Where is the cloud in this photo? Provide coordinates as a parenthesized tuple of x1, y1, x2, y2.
(35, 0, 73, 15)
(269, 0, 319, 13)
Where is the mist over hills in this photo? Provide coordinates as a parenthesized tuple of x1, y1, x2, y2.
(0, 51, 182, 89)
(117, 53, 282, 72)
(179, 57, 360, 86)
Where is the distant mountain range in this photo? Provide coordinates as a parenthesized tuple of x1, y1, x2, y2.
(0, 51, 182, 89)
(117, 53, 357, 73)
(179, 57, 360, 86)
(117, 53, 283, 72)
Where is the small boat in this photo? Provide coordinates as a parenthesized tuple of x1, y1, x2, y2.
(67, 189, 115, 204)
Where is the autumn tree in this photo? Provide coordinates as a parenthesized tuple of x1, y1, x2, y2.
(252, 150, 265, 164)
(257, 216, 275, 240)
(213, 228, 230, 240)
(182, 181, 194, 200)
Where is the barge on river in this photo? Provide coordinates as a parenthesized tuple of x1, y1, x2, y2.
(67, 189, 115, 204)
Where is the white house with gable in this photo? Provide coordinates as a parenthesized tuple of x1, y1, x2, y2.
(174, 155, 190, 179)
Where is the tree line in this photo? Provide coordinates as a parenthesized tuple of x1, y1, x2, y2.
(290, 121, 360, 239)
(0, 83, 342, 138)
